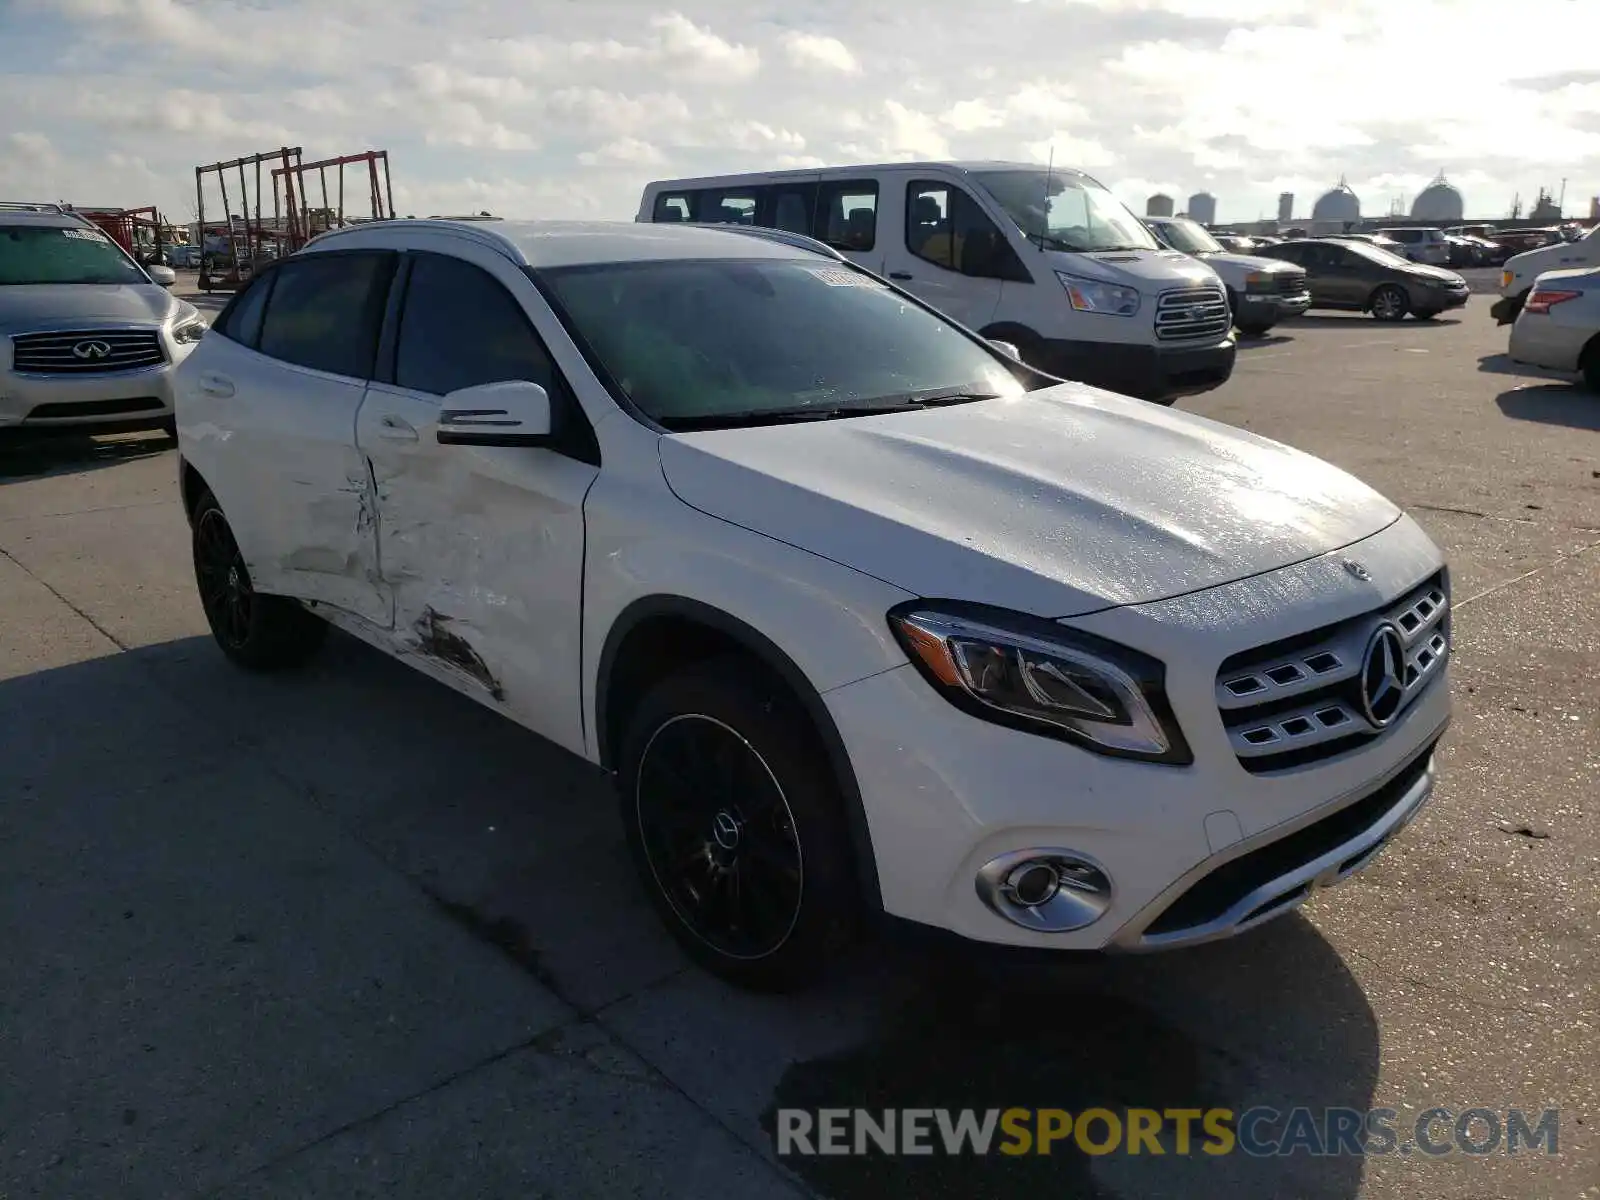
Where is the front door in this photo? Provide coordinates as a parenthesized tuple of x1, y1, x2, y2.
(181, 250, 396, 625)
(878, 177, 1006, 330)
(354, 245, 597, 755)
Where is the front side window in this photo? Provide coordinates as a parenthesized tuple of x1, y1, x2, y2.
(540, 257, 1027, 430)
(396, 253, 559, 396)
(0, 224, 149, 286)
(973, 170, 1158, 254)
(1343, 241, 1410, 269)
(214, 269, 274, 347)
(256, 252, 393, 378)
(906, 182, 1027, 280)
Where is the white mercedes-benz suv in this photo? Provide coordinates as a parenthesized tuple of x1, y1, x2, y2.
(174, 218, 1451, 990)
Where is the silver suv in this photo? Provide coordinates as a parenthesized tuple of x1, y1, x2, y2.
(1, 204, 208, 435)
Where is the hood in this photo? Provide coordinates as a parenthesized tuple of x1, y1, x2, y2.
(0, 283, 183, 333)
(1203, 251, 1300, 275)
(1045, 247, 1219, 291)
(659, 384, 1402, 619)
(1403, 262, 1464, 283)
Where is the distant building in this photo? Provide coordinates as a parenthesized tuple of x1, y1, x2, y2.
(1530, 188, 1562, 222)
(1591, 196, 1600, 220)
(1146, 193, 1175, 217)
(1187, 192, 1217, 225)
(1277, 192, 1294, 223)
(1312, 177, 1361, 223)
(1410, 172, 1464, 222)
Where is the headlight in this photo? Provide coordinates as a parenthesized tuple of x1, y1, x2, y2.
(1054, 271, 1140, 317)
(1244, 271, 1277, 293)
(888, 602, 1191, 763)
(172, 319, 208, 344)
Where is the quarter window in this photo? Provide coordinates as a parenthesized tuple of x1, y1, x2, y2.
(394, 253, 560, 397)
(256, 252, 393, 378)
(213, 268, 274, 348)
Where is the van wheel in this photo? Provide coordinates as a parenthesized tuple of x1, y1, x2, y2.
(1236, 323, 1274, 338)
(1582, 340, 1600, 392)
(618, 659, 859, 992)
(1370, 284, 1409, 322)
(192, 489, 326, 670)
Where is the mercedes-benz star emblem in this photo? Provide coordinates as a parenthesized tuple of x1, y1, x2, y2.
(711, 810, 741, 851)
(1344, 559, 1372, 581)
(1360, 624, 1407, 727)
(72, 340, 112, 360)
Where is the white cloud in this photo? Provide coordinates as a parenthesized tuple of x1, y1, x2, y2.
(782, 32, 860, 74)
(7, 131, 57, 166)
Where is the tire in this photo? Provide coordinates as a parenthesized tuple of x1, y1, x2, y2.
(191, 489, 326, 671)
(159, 414, 178, 438)
(1412, 310, 1440, 321)
(618, 658, 860, 992)
(1369, 284, 1409, 322)
(1236, 323, 1274, 338)
(1583, 342, 1600, 393)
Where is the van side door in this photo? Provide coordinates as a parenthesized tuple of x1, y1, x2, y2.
(876, 176, 1023, 331)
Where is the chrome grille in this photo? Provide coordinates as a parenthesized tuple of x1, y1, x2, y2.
(10, 329, 165, 374)
(1155, 286, 1230, 342)
(1275, 271, 1309, 296)
(1217, 573, 1449, 772)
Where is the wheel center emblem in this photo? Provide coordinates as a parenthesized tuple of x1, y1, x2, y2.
(711, 810, 741, 850)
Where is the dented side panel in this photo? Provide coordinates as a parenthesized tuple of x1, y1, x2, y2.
(356, 381, 596, 757)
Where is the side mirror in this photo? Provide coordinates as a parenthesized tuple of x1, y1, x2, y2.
(147, 264, 177, 288)
(436, 380, 553, 447)
(988, 339, 1023, 362)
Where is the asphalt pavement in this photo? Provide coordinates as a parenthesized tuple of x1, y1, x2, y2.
(1, 294, 1595, 1199)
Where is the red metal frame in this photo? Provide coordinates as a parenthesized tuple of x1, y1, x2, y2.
(195, 146, 303, 291)
(271, 150, 395, 251)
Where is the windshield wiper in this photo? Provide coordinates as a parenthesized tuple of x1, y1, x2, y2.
(657, 391, 1003, 431)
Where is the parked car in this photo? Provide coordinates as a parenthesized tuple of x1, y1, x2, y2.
(166, 244, 203, 268)
(1327, 233, 1408, 256)
(1440, 234, 1483, 267)
(1491, 224, 1600, 323)
(0, 205, 206, 435)
(1142, 216, 1310, 336)
(174, 218, 1453, 991)
(1507, 266, 1600, 390)
(1376, 228, 1452, 266)
(638, 161, 1237, 404)
(1459, 235, 1506, 266)
(1255, 238, 1470, 321)
(1214, 234, 1259, 253)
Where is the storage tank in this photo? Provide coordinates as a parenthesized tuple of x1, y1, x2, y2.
(1312, 178, 1361, 223)
(1410, 173, 1464, 222)
(1186, 192, 1217, 225)
(1146, 193, 1175, 217)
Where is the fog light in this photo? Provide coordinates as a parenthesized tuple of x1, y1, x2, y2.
(976, 849, 1113, 933)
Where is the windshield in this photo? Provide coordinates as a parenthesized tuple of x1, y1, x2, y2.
(540, 258, 1027, 430)
(0, 224, 149, 286)
(1150, 218, 1223, 256)
(973, 170, 1158, 254)
(1343, 240, 1413, 269)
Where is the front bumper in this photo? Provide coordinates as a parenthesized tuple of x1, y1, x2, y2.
(0, 361, 179, 429)
(1236, 290, 1311, 325)
(825, 514, 1452, 952)
(1029, 335, 1237, 402)
(1418, 286, 1470, 313)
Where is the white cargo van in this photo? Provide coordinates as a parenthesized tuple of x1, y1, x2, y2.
(636, 161, 1236, 404)
(1492, 224, 1600, 324)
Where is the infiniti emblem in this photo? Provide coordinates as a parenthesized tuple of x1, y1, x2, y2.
(71, 339, 112, 360)
(711, 810, 740, 851)
(1344, 559, 1372, 581)
(1360, 624, 1407, 727)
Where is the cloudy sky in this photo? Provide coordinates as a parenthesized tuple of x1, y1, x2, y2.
(2, 0, 1598, 226)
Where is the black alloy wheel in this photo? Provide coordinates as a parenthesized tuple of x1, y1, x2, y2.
(195, 504, 253, 651)
(634, 712, 804, 962)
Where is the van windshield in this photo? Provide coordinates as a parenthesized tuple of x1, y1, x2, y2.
(973, 170, 1159, 254)
(538, 257, 1028, 431)
(0, 224, 149, 286)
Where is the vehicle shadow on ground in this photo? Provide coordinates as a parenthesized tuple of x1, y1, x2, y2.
(3, 632, 1382, 1199)
(1475, 353, 1570, 382)
(0, 429, 174, 482)
(1495, 383, 1600, 430)
(1286, 314, 1460, 329)
(1234, 332, 1294, 349)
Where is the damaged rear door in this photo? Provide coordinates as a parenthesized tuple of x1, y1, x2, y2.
(355, 246, 597, 755)
(187, 249, 397, 626)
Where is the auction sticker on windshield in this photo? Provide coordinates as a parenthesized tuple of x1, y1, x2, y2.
(62, 228, 109, 242)
(806, 266, 884, 288)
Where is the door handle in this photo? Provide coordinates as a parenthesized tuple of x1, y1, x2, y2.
(198, 372, 234, 398)
(888, 271, 914, 280)
(376, 414, 419, 442)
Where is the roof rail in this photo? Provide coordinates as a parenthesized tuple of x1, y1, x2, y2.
(687, 222, 848, 261)
(0, 200, 73, 214)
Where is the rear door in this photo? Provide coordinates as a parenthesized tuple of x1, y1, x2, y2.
(354, 241, 598, 753)
(180, 249, 396, 624)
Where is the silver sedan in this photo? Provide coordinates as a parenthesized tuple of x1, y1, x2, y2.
(1508, 266, 1600, 391)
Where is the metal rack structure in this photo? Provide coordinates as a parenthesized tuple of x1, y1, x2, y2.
(272, 150, 395, 247)
(195, 146, 304, 292)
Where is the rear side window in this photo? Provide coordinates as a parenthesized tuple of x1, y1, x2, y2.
(817, 181, 878, 251)
(213, 270, 274, 348)
(702, 189, 757, 225)
(652, 193, 690, 223)
(395, 253, 561, 397)
(257, 252, 394, 378)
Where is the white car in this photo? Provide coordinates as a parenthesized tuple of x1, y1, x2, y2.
(174, 219, 1453, 991)
(1507, 267, 1600, 390)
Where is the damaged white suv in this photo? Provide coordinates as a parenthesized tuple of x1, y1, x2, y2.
(175, 219, 1452, 991)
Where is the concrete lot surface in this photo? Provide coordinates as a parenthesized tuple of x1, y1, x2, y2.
(1, 297, 1596, 1199)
